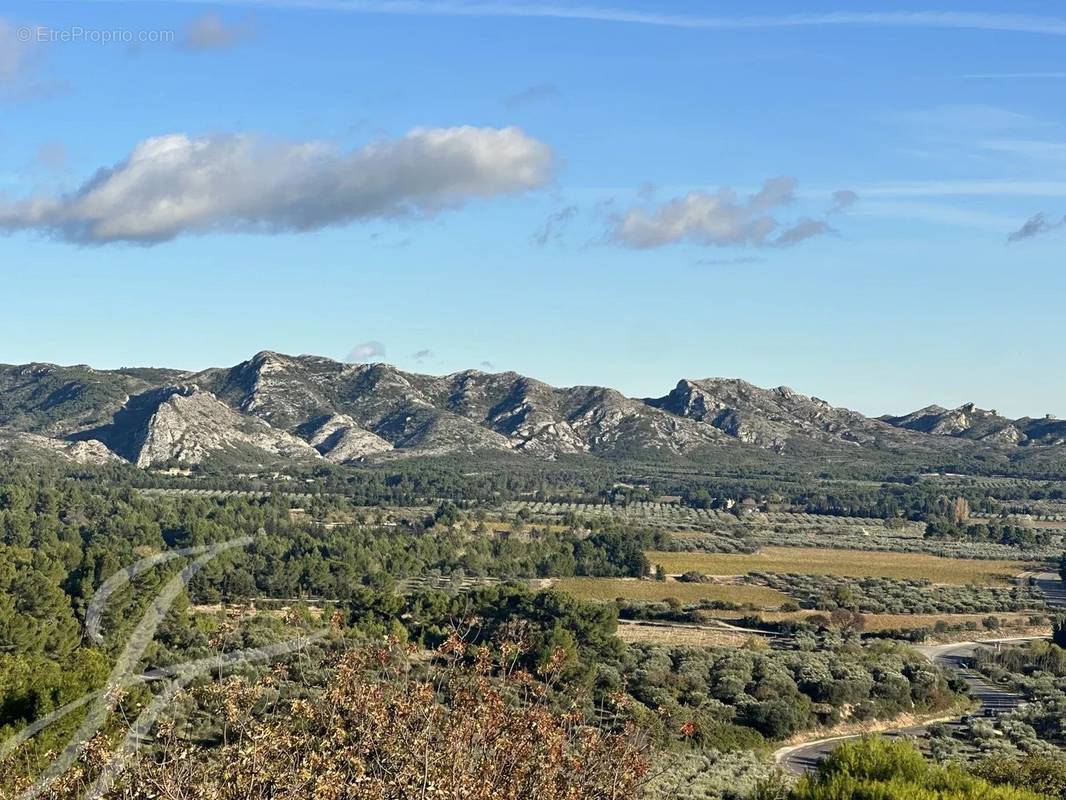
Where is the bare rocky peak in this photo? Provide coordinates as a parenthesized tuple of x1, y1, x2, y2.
(69, 384, 318, 468)
(193, 350, 345, 429)
(416, 372, 723, 456)
(300, 413, 393, 463)
(0, 351, 1062, 469)
(131, 387, 317, 467)
(880, 402, 1043, 444)
(649, 378, 887, 448)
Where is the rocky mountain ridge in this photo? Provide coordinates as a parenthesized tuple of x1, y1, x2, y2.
(0, 351, 1059, 469)
(881, 403, 1065, 447)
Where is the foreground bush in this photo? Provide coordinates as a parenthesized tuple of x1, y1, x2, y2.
(971, 754, 1066, 798)
(7, 638, 648, 800)
(773, 738, 1048, 800)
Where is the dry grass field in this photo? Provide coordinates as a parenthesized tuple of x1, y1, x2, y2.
(615, 621, 755, 647)
(647, 547, 1026, 585)
(550, 577, 789, 607)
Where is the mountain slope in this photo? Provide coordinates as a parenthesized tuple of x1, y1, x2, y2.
(194, 354, 519, 457)
(193, 354, 727, 459)
(645, 378, 962, 457)
(299, 414, 394, 463)
(0, 362, 182, 435)
(882, 403, 1065, 447)
(70, 385, 319, 467)
(0, 352, 1061, 470)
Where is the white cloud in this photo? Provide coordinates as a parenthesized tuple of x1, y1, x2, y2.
(610, 185, 779, 249)
(0, 126, 554, 244)
(748, 175, 797, 211)
(608, 178, 841, 249)
(347, 341, 386, 363)
(182, 12, 254, 50)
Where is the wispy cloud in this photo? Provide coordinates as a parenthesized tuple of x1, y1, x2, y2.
(694, 255, 763, 267)
(856, 180, 1066, 199)
(774, 218, 832, 247)
(0, 126, 554, 244)
(181, 11, 255, 50)
(411, 348, 434, 363)
(958, 72, 1066, 79)
(828, 189, 858, 214)
(503, 82, 559, 109)
(895, 104, 1042, 137)
(1007, 212, 1066, 242)
(123, 4, 1066, 37)
(0, 17, 70, 102)
(532, 204, 576, 245)
(979, 139, 1066, 161)
(892, 104, 1066, 174)
(850, 200, 1021, 231)
(36, 141, 68, 170)
(0, 19, 33, 82)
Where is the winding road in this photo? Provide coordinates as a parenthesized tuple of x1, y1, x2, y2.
(776, 570, 1065, 775)
(1034, 571, 1066, 608)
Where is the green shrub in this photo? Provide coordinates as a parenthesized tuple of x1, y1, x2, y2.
(971, 754, 1066, 798)
(792, 738, 1048, 800)
(691, 721, 767, 753)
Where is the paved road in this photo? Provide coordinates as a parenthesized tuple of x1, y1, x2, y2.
(776, 720, 936, 775)
(776, 570, 1064, 775)
(1033, 571, 1066, 609)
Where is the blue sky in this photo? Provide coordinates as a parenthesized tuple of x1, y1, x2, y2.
(1, 1, 1065, 417)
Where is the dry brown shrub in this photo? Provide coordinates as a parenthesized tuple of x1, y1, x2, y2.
(15, 636, 647, 800)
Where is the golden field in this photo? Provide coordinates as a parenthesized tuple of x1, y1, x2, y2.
(647, 547, 1026, 586)
(615, 621, 755, 647)
(551, 577, 789, 607)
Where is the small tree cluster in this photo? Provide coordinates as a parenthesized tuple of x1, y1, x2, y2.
(760, 738, 1049, 800)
